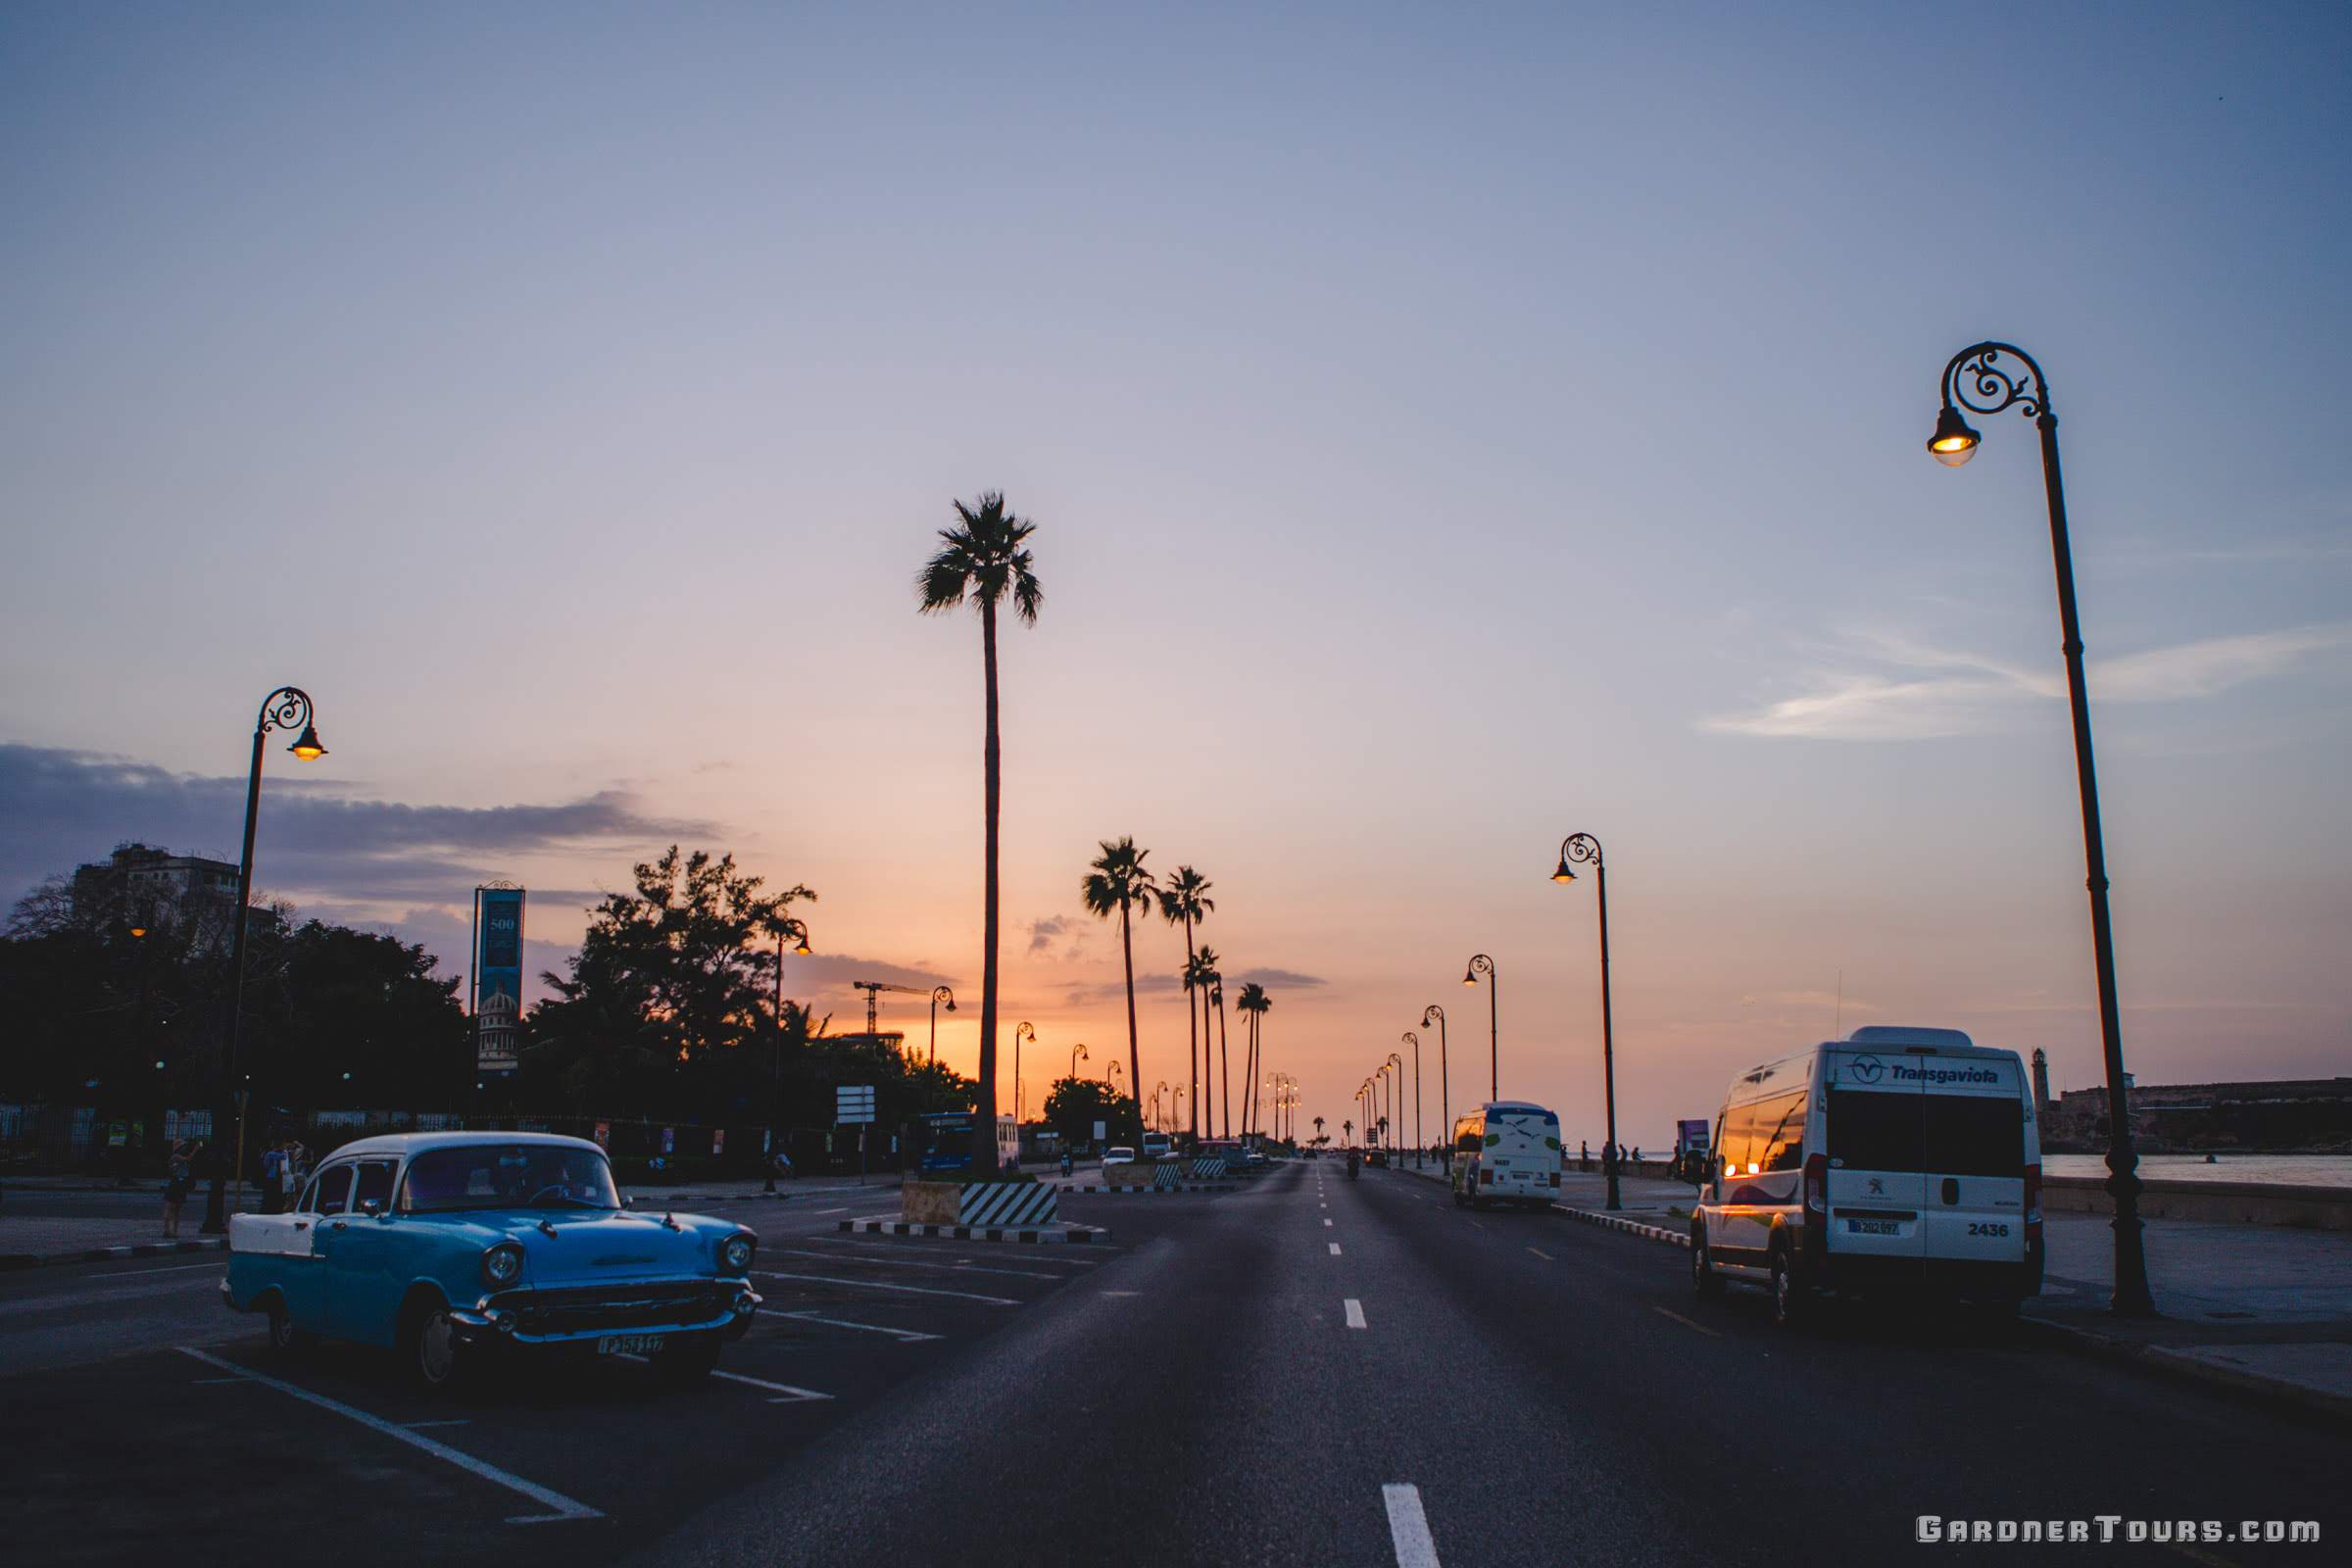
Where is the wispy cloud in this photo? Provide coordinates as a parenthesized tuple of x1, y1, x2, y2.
(1025, 914, 1075, 957)
(1704, 623, 2352, 741)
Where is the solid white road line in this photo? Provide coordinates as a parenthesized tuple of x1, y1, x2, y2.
(1344, 1298, 1367, 1329)
(764, 1246, 1061, 1280)
(756, 1269, 1017, 1306)
(176, 1348, 600, 1524)
(612, 1352, 834, 1401)
(1329, 1243, 1343, 1255)
(1383, 1483, 1441, 1568)
(1652, 1305, 1720, 1338)
(778, 1309, 942, 1343)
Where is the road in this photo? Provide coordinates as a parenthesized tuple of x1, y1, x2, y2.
(1, 1161, 2340, 1566)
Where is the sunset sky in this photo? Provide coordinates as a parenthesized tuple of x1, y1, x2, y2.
(5, 4, 2348, 1148)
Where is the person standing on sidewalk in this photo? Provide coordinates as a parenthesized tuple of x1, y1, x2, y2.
(163, 1140, 196, 1237)
(259, 1143, 284, 1214)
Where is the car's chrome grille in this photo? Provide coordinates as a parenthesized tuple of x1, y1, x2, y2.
(492, 1279, 738, 1335)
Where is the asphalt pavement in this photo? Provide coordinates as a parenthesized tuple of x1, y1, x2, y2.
(1, 1160, 2342, 1566)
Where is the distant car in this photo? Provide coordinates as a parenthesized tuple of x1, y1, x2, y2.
(1365, 1149, 1388, 1167)
(1102, 1147, 1137, 1166)
(222, 1132, 760, 1392)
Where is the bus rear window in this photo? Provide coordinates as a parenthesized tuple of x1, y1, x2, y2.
(1828, 1091, 2022, 1176)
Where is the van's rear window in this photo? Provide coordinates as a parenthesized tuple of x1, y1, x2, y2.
(1827, 1091, 2021, 1176)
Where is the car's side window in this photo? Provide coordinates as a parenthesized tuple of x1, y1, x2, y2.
(351, 1160, 397, 1213)
(313, 1165, 355, 1215)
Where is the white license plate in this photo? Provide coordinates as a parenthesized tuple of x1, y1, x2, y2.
(598, 1334, 664, 1355)
(1844, 1218, 1902, 1237)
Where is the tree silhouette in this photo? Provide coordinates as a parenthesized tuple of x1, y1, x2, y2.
(1157, 866, 1212, 1141)
(1081, 837, 1156, 1139)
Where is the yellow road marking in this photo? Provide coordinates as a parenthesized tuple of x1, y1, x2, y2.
(1652, 1305, 1720, 1338)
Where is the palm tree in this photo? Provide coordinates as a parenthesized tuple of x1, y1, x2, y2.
(1158, 866, 1212, 1141)
(1314, 1115, 1325, 1145)
(1189, 948, 1223, 1138)
(1212, 979, 1231, 1139)
(1081, 838, 1155, 1130)
(916, 492, 1043, 1173)
(1234, 982, 1271, 1135)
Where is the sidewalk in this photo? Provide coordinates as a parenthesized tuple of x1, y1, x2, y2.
(0, 1213, 229, 1269)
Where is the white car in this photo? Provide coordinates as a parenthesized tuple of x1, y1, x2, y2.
(1101, 1147, 1137, 1166)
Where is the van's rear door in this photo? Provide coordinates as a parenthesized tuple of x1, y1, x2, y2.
(1917, 1058, 2028, 1268)
(1823, 1051, 1927, 1278)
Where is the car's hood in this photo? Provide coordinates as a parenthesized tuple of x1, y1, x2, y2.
(427, 1208, 743, 1285)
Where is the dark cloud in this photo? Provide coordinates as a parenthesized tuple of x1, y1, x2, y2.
(0, 742, 714, 910)
(1233, 967, 1327, 990)
(1025, 914, 1073, 956)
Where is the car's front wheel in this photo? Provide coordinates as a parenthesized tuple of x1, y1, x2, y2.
(402, 1297, 466, 1393)
(1770, 1250, 1809, 1328)
(653, 1331, 722, 1384)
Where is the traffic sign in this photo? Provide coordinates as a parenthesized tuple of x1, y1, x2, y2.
(836, 1084, 877, 1125)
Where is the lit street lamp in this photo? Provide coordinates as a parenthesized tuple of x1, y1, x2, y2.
(1422, 1004, 1449, 1155)
(202, 686, 326, 1235)
(1070, 1041, 1089, 1084)
(1400, 1034, 1423, 1167)
(1388, 1052, 1406, 1164)
(1013, 1021, 1036, 1124)
(1461, 955, 1497, 1102)
(1928, 341, 2153, 1317)
(929, 986, 956, 1065)
(1553, 833, 1621, 1210)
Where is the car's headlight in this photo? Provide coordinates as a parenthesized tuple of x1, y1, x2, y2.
(720, 1233, 756, 1274)
(481, 1242, 524, 1288)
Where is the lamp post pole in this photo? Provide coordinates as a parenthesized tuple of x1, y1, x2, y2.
(1553, 834, 1620, 1210)
(1462, 955, 1496, 1102)
(1928, 342, 2153, 1316)
(1387, 1052, 1405, 1164)
(202, 687, 326, 1235)
(767, 918, 810, 1194)
(928, 987, 956, 1066)
(1013, 1021, 1035, 1127)
(1423, 1004, 1448, 1154)
(1070, 1042, 1089, 1085)
(1401, 1034, 1424, 1166)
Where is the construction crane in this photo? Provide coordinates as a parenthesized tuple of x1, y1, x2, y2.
(851, 979, 929, 1043)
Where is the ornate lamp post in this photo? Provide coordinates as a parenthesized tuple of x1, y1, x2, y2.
(1400, 1034, 1424, 1166)
(202, 686, 327, 1235)
(1387, 1052, 1406, 1164)
(928, 986, 956, 1065)
(1461, 955, 1497, 1102)
(1153, 1080, 1168, 1131)
(1552, 833, 1620, 1210)
(1013, 1021, 1036, 1125)
(766, 916, 810, 1193)
(1927, 342, 2153, 1317)
(1070, 1041, 1089, 1085)
(1422, 1004, 1449, 1154)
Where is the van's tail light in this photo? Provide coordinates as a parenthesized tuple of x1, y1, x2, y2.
(1803, 1152, 1828, 1215)
(2024, 1163, 2042, 1230)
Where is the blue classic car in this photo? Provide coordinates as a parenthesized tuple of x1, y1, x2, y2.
(222, 1132, 760, 1391)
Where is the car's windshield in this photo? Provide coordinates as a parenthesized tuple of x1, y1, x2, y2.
(399, 1145, 620, 1212)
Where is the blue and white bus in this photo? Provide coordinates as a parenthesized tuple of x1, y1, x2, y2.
(915, 1111, 1021, 1173)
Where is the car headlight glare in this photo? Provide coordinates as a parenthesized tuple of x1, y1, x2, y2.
(481, 1242, 524, 1288)
(720, 1234, 756, 1273)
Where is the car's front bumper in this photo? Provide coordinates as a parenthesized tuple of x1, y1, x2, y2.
(454, 1275, 761, 1347)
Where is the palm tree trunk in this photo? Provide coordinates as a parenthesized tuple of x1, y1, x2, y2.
(975, 599, 1001, 1173)
(1246, 1014, 1259, 1135)
(1216, 989, 1231, 1139)
(1182, 915, 1197, 1144)
(1120, 899, 1140, 1129)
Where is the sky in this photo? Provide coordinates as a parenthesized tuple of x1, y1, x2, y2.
(4, 2, 2349, 1149)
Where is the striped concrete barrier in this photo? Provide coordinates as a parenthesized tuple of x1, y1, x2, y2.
(958, 1181, 1059, 1228)
(1188, 1157, 1228, 1181)
(1552, 1204, 1690, 1248)
(839, 1220, 1106, 1245)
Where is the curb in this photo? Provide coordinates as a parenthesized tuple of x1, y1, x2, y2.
(0, 1237, 229, 1272)
(2014, 1315, 2352, 1432)
(838, 1220, 1109, 1245)
(1551, 1204, 1692, 1248)
(1059, 1184, 1236, 1195)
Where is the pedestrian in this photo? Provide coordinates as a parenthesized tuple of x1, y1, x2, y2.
(279, 1141, 301, 1211)
(1580, 1139, 1592, 1173)
(163, 1139, 195, 1237)
(1632, 1146, 1642, 1164)
(260, 1142, 284, 1214)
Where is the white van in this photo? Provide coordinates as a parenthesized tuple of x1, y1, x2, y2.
(1450, 1102, 1564, 1209)
(1690, 1027, 2042, 1325)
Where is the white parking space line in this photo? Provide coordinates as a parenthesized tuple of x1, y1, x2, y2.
(756, 1270, 1017, 1305)
(175, 1348, 601, 1524)
(765, 1246, 1063, 1280)
(1383, 1483, 1441, 1568)
(611, 1353, 833, 1401)
(1329, 1243, 1343, 1255)
(777, 1309, 942, 1343)
(1344, 1298, 1367, 1329)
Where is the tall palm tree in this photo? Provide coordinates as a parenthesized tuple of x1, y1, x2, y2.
(1158, 866, 1212, 1141)
(1313, 1115, 1325, 1146)
(1212, 979, 1231, 1139)
(1190, 948, 1223, 1138)
(1080, 837, 1155, 1128)
(916, 492, 1043, 1173)
(1234, 982, 1271, 1135)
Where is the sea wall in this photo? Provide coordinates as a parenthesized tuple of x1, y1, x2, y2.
(2043, 1175, 2352, 1231)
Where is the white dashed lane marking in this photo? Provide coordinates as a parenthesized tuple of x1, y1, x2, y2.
(1344, 1298, 1367, 1329)
(1384, 1483, 1442, 1568)
(1329, 1243, 1343, 1255)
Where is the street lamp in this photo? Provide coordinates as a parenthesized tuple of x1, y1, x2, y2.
(765, 917, 809, 1193)
(1928, 341, 2153, 1317)
(1400, 1034, 1424, 1166)
(1422, 1004, 1449, 1155)
(203, 686, 326, 1235)
(1388, 1052, 1405, 1163)
(1153, 1080, 1168, 1132)
(1013, 1021, 1036, 1124)
(1070, 1041, 1089, 1084)
(928, 986, 956, 1065)
(1553, 833, 1621, 1210)
(1461, 955, 1496, 1102)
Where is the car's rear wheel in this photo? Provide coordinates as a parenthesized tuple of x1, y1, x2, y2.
(263, 1296, 308, 1354)
(653, 1331, 722, 1384)
(1770, 1250, 1808, 1328)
